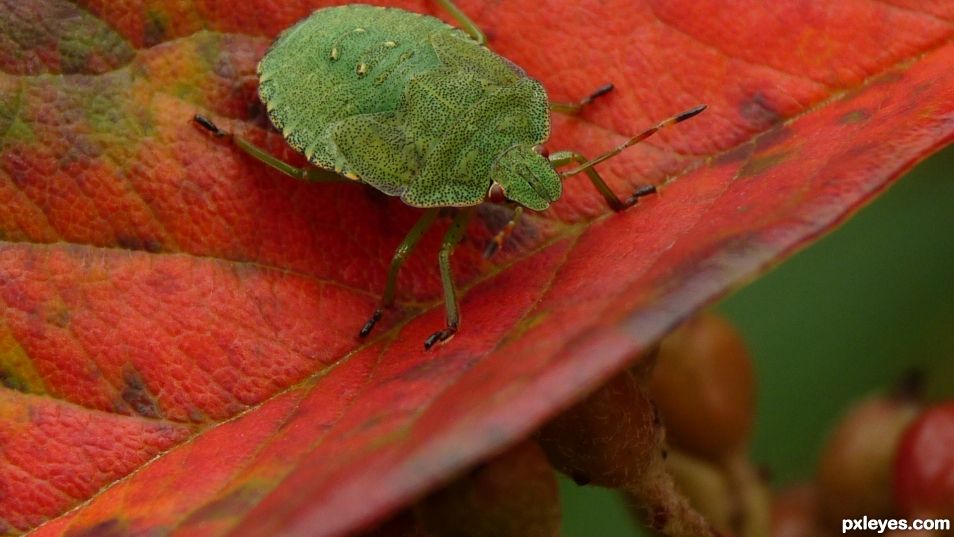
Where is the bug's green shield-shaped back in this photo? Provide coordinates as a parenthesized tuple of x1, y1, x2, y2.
(256, 4, 553, 208)
(257, 6, 452, 170)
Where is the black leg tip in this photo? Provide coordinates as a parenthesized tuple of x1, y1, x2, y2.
(633, 184, 657, 198)
(582, 83, 615, 106)
(483, 240, 499, 259)
(618, 184, 658, 211)
(592, 83, 615, 99)
(359, 309, 383, 338)
(423, 326, 457, 350)
(193, 114, 224, 137)
(676, 104, 707, 123)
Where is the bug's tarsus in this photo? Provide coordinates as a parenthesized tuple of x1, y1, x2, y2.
(550, 82, 616, 115)
(620, 184, 658, 210)
(359, 309, 383, 338)
(194, 113, 350, 183)
(675, 104, 707, 123)
(483, 206, 523, 259)
(357, 208, 440, 340)
(193, 114, 226, 138)
(427, 208, 473, 349)
(584, 83, 615, 105)
(424, 323, 457, 350)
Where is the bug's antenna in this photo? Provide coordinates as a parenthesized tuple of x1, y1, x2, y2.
(560, 104, 707, 177)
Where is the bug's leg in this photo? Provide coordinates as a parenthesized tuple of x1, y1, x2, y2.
(484, 205, 523, 259)
(360, 208, 440, 338)
(192, 114, 344, 182)
(550, 104, 707, 211)
(549, 150, 655, 212)
(549, 83, 614, 115)
(434, 0, 487, 45)
(424, 207, 475, 350)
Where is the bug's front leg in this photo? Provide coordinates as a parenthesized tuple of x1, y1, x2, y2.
(360, 208, 440, 339)
(424, 207, 475, 350)
(192, 114, 344, 183)
(549, 83, 614, 115)
(548, 151, 657, 212)
(549, 105, 707, 211)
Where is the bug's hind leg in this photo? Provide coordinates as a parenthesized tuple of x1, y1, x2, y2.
(434, 0, 486, 45)
(424, 207, 474, 350)
(484, 206, 523, 259)
(192, 114, 343, 183)
(360, 208, 440, 339)
(550, 83, 614, 115)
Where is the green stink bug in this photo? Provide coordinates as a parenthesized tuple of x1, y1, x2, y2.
(193, 1, 705, 349)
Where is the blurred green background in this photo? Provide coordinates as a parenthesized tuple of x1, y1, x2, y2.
(560, 145, 954, 536)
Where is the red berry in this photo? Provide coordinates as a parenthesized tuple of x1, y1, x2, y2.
(893, 401, 954, 520)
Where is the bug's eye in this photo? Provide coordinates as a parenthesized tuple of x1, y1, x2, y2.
(533, 144, 550, 158)
(487, 181, 506, 203)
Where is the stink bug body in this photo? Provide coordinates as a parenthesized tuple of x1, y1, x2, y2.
(194, 1, 705, 349)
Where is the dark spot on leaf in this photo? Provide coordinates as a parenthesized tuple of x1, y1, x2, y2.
(0, 367, 28, 392)
(116, 234, 163, 253)
(143, 10, 167, 47)
(213, 56, 237, 80)
(145, 265, 184, 295)
(64, 519, 131, 537)
(187, 406, 207, 423)
(839, 109, 871, 125)
(44, 305, 70, 328)
(738, 92, 781, 129)
(0, 0, 134, 75)
(506, 310, 550, 341)
(178, 486, 264, 525)
(354, 413, 388, 434)
(842, 141, 878, 162)
(386, 352, 478, 384)
(120, 364, 163, 419)
(753, 125, 793, 152)
(64, 132, 104, 163)
(714, 144, 753, 167)
(738, 150, 792, 178)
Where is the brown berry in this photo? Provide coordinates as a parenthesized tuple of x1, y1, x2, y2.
(651, 313, 755, 462)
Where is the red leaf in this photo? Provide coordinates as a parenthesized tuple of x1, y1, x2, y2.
(1, 0, 952, 535)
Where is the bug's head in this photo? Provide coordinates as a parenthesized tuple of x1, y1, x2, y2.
(488, 144, 561, 211)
